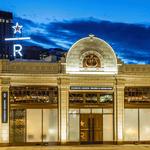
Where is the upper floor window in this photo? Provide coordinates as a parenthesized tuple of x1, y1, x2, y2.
(125, 87, 150, 103)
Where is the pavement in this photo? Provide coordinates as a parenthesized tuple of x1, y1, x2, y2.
(0, 145, 150, 150)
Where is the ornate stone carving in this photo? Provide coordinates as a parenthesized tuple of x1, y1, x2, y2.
(83, 54, 100, 68)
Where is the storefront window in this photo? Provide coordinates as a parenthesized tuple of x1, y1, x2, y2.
(80, 109, 91, 113)
(124, 109, 138, 141)
(10, 108, 58, 143)
(103, 114, 113, 141)
(103, 108, 113, 114)
(92, 108, 102, 113)
(43, 109, 58, 142)
(140, 109, 150, 141)
(68, 112, 80, 141)
(26, 109, 42, 142)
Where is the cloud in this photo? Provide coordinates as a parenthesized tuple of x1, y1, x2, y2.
(14, 17, 150, 64)
(30, 34, 59, 48)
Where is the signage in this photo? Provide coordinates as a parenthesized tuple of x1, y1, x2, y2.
(5, 22, 31, 58)
(70, 86, 113, 90)
(13, 44, 23, 57)
(2, 92, 8, 123)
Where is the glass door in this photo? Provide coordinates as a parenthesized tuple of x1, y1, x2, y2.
(80, 114, 89, 142)
(10, 108, 58, 144)
(80, 114, 103, 143)
(10, 109, 26, 143)
(93, 114, 103, 143)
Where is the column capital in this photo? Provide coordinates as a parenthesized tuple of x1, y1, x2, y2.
(0, 78, 10, 86)
(57, 76, 69, 86)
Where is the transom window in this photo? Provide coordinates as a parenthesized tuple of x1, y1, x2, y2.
(69, 92, 113, 104)
(125, 87, 150, 103)
(10, 86, 58, 104)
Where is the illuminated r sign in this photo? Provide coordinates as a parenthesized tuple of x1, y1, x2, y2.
(13, 44, 23, 57)
(4, 22, 31, 59)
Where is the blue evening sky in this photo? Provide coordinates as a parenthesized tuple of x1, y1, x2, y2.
(0, 0, 150, 63)
(1, 0, 150, 23)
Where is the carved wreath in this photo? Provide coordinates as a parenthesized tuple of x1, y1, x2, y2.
(83, 54, 100, 68)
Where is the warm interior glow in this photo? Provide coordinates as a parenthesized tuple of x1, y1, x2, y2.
(125, 128, 137, 135)
(48, 129, 56, 134)
(118, 124, 123, 140)
(61, 130, 67, 142)
(2, 129, 9, 142)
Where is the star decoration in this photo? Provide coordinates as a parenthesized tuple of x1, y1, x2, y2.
(80, 120, 85, 127)
(12, 22, 23, 34)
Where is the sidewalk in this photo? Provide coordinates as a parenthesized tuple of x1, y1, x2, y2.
(0, 145, 150, 150)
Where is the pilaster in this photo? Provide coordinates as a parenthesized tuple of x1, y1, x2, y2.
(115, 78, 125, 144)
(58, 76, 69, 144)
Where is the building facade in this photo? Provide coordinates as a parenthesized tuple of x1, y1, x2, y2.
(0, 35, 150, 146)
(0, 11, 13, 59)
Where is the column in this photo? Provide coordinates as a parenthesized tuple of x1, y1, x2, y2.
(115, 78, 125, 144)
(58, 77, 69, 144)
(113, 79, 117, 143)
(0, 78, 10, 144)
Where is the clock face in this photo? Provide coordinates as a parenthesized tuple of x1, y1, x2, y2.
(83, 54, 100, 68)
